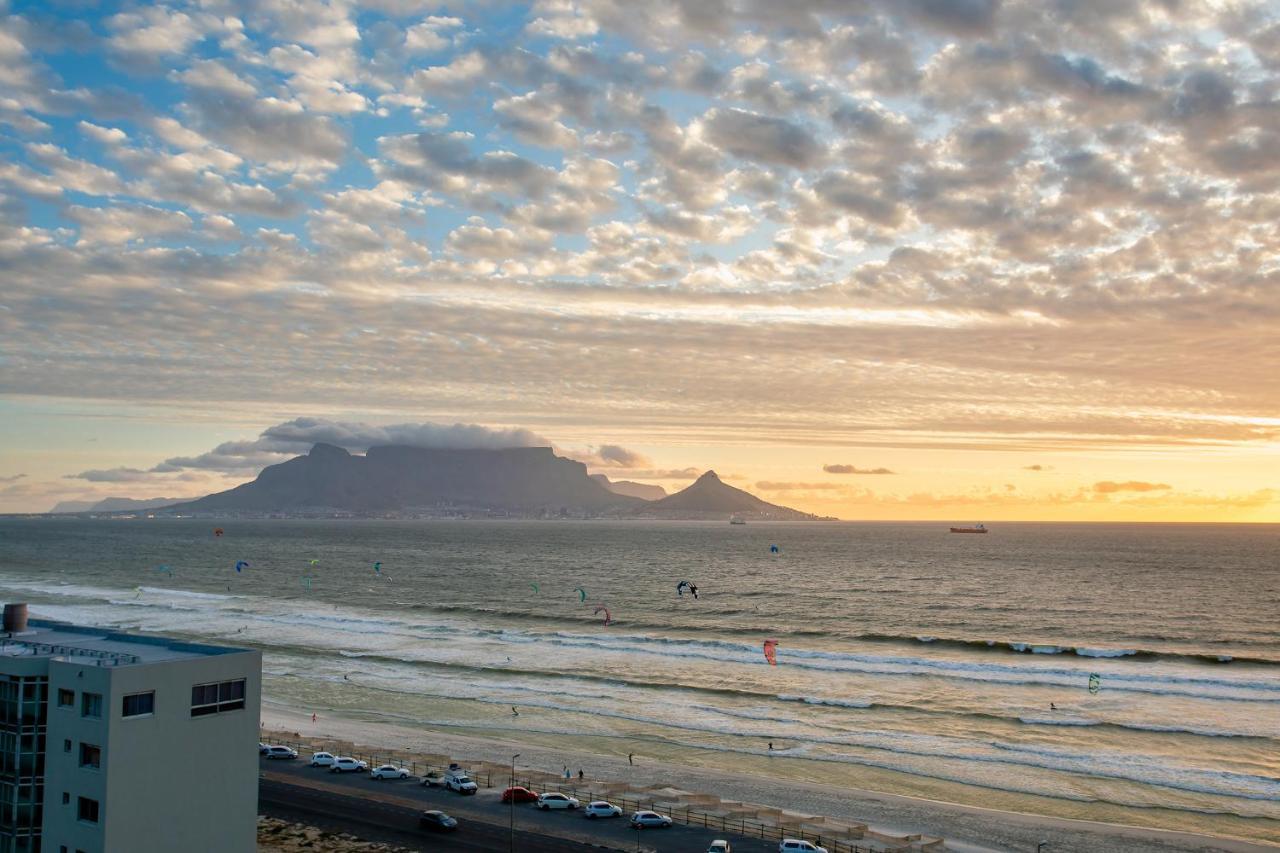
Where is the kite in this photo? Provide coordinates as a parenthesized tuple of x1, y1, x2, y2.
(575, 586, 587, 602)
(763, 638, 779, 666)
(134, 586, 144, 598)
(676, 580, 699, 599)
(213, 528, 224, 537)
(154, 565, 173, 577)
(530, 582, 540, 594)
(593, 604, 611, 626)
(770, 544, 779, 554)
(309, 559, 320, 567)
(234, 561, 249, 573)
(1088, 673, 1101, 694)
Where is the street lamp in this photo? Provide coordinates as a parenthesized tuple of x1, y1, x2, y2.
(509, 753, 520, 853)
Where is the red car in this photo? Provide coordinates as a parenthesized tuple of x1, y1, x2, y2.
(501, 786, 540, 804)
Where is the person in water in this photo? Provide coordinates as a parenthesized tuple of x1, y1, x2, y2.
(628, 753, 634, 766)
(512, 706, 519, 716)
(689, 584, 699, 599)
(1050, 703, 1057, 710)
(767, 741, 774, 751)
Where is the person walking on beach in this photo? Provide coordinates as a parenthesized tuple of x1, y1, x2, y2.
(578, 769, 584, 780)
(564, 765, 570, 780)
(311, 713, 317, 723)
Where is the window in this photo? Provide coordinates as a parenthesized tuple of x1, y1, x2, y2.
(190, 679, 245, 717)
(80, 692, 101, 719)
(78, 743, 100, 770)
(56, 689, 74, 708)
(121, 692, 154, 718)
(63, 740, 71, 753)
(76, 797, 98, 824)
(61, 792, 69, 805)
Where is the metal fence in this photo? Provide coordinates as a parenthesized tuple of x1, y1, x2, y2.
(260, 737, 884, 853)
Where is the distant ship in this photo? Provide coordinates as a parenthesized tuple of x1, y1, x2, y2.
(950, 523, 987, 534)
(729, 516, 747, 525)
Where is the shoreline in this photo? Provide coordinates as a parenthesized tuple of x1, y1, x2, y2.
(261, 703, 1278, 853)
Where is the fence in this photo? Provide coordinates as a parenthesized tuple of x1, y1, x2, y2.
(262, 736, 893, 853)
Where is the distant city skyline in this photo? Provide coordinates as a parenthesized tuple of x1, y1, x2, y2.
(1, 1, 1277, 521)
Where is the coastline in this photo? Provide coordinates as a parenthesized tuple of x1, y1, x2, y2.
(261, 703, 1277, 853)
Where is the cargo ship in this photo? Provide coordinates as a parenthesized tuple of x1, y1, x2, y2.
(950, 523, 987, 533)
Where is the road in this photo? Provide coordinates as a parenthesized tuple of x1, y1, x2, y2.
(260, 755, 787, 853)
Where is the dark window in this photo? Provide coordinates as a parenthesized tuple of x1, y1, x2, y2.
(61, 792, 69, 805)
(191, 679, 246, 717)
(80, 693, 102, 719)
(63, 740, 71, 753)
(56, 689, 74, 708)
(76, 797, 98, 824)
(78, 743, 100, 770)
(121, 692, 154, 718)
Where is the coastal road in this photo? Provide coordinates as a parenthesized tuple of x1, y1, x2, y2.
(260, 777, 605, 852)
(260, 757, 785, 852)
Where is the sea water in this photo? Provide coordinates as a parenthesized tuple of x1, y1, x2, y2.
(1, 518, 1277, 843)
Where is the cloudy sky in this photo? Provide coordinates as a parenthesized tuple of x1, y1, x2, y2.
(1, 0, 1277, 520)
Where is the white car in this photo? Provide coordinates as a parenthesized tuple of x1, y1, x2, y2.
(708, 842, 732, 853)
(370, 764, 410, 780)
(779, 841, 828, 853)
(629, 810, 673, 829)
(583, 801, 622, 819)
(309, 751, 337, 768)
(329, 757, 369, 774)
(536, 792, 580, 810)
(263, 745, 298, 760)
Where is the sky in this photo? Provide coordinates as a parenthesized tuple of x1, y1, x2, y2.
(0, 0, 1277, 520)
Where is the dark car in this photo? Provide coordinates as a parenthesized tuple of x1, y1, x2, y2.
(419, 810, 458, 832)
(500, 786, 540, 804)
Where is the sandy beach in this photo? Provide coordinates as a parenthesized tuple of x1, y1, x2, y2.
(261, 704, 1276, 853)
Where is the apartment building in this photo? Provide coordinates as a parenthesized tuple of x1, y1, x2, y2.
(0, 606, 260, 853)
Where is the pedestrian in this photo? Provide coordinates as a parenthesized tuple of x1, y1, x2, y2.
(578, 769, 584, 780)
(628, 753, 634, 766)
(767, 741, 773, 751)
(564, 765, 570, 780)
(311, 712, 317, 723)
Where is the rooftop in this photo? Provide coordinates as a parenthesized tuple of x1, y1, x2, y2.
(0, 618, 249, 667)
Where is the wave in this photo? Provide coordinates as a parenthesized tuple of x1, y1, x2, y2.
(853, 633, 1279, 666)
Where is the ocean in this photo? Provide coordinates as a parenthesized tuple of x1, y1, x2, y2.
(1, 518, 1277, 845)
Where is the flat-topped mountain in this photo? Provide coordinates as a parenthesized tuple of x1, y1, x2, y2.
(166, 443, 639, 515)
(51, 496, 184, 514)
(639, 471, 819, 520)
(158, 444, 817, 519)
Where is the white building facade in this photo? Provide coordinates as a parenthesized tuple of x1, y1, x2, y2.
(0, 614, 260, 853)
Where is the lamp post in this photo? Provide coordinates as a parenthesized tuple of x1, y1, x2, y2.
(509, 753, 520, 853)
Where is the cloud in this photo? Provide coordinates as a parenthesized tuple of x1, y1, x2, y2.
(756, 481, 844, 491)
(1024, 464, 1050, 471)
(81, 418, 555, 478)
(699, 108, 824, 168)
(823, 464, 895, 475)
(1092, 481, 1173, 494)
(0, 474, 27, 483)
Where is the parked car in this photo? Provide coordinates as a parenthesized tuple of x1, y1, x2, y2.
(263, 745, 298, 760)
(536, 792, 580, 810)
(629, 810, 673, 829)
(258, 742, 269, 754)
(583, 801, 622, 819)
(418, 810, 458, 833)
(421, 771, 445, 787)
(707, 842, 732, 853)
(779, 841, 828, 853)
(370, 764, 410, 780)
(309, 751, 337, 768)
(501, 786, 540, 804)
(329, 757, 369, 774)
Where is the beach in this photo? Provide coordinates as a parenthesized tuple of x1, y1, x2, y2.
(261, 704, 1276, 853)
